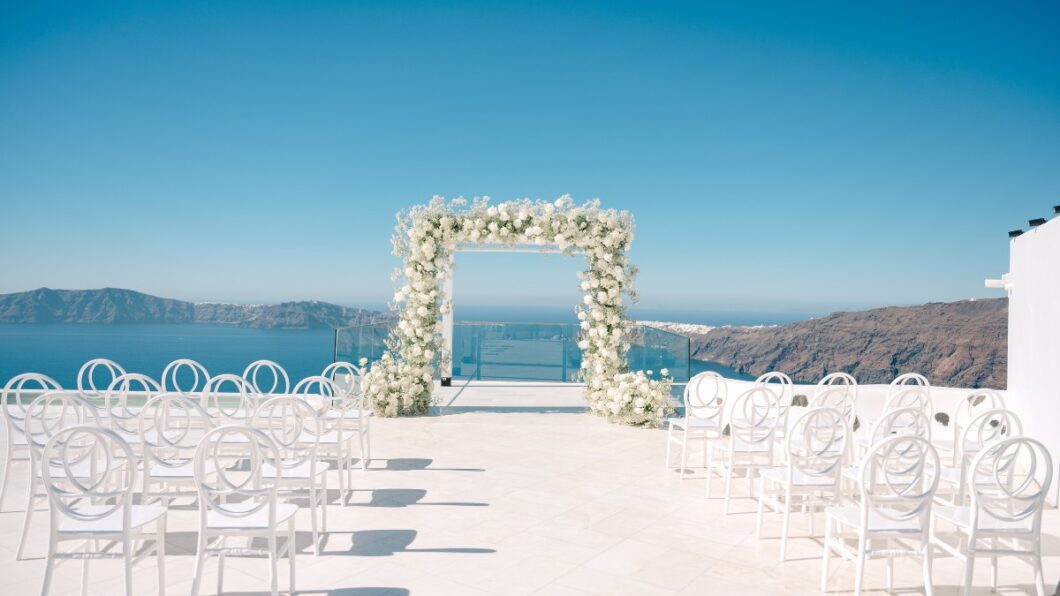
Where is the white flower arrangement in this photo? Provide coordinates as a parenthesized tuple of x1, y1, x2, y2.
(363, 195, 674, 425)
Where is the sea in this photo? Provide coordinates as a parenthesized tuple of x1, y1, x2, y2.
(0, 306, 800, 388)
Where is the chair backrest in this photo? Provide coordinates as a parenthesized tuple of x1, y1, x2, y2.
(814, 372, 857, 399)
(727, 386, 783, 447)
(161, 358, 211, 395)
(24, 392, 101, 458)
(194, 425, 282, 520)
(882, 386, 932, 419)
(754, 371, 793, 406)
(967, 436, 1052, 527)
(293, 375, 358, 429)
(76, 359, 126, 398)
(202, 374, 255, 423)
(322, 361, 365, 398)
(683, 371, 726, 422)
(787, 407, 850, 478)
(104, 373, 162, 436)
(139, 393, 213, 469)
(42, 425, 136, 526)
(886, 372, 930, 400)
(809, 385, 856, 425)
(869, 406, 932, 445)
(1, 372, 62, 432)
(859, 435, 940, 525)
(253, 396, 320, 469)
(958, 408, 1022, 459)
(243, 360, 291, 398)
(953, 389, 1006, 432)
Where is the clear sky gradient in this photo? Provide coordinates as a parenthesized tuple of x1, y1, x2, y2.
(2, 1, 1058, 318)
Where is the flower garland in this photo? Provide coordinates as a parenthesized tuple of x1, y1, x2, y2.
(363, 195, 673, 425)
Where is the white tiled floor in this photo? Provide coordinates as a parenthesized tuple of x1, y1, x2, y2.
(1, 409, 1057, 595)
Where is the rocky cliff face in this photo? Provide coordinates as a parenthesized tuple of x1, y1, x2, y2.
(0, 288, 385, 329)
(680, 299, 1007, 389)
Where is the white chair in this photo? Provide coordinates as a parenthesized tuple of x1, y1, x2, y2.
(757, 406, 850, 560)
(936, 389, 1006, 466)
(322, 361, 365, 398)
(809, 385, 857, 433)
(937, 408, 1022, 506)
(847, 406, 932, 485)
(103, 373, 163, 445)
(932, 436, 1052, 596)
(243, 360, 291, 398)
(665, 371, 726, 474)
(857, 387, 933, 456)
(754, 371, 794, 439)
(0, 373, 61, 512)
(254, 396, 329, 555)
(192, 425, 297, 596)
(202, 373, 256, 424)
(76, 358, 126, 400)
(708, 386, 783, 514)
(293, 376, 370, 503)
(161, 358, 211, 395)
(822, 435, 941, 596)
(15, 392, 101, 561)
(40, 424, 166, 596)
(887, 372, 931, 400)
(139, 392, 215, 506)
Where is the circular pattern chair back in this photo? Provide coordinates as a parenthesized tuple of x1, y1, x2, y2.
(788, 406, 850, 478)
(869, 406, 932, 445)
(194, 425, 282, 520)
(2, 373, 62, 435)
(727, 386, 783, 447)
(138, 392, 213, 472)
(953, 389, 1006, 434)
(859, 435, 940, 524)
(683, 371, 726, 425)
(967, 436, 1052, 526)
(814, 372, 857, 404)
(886, 372, 930, 401)
(25, 392, 101, 460)
(202, 374, 255, 424)
(809, 385, 856, 427)
(41, 425, 136, 525)
(242, 360, 291, 398)
(76, 359, 126, 399)
(958, 408, 1022, 461)
(103, 373, 162, 437)
(161, 358, 211, 395)
(253, 396, 321, 471)
(294, 375, 355, 430)
(322, 361, 365, 399)
(882, 386, 933, 420)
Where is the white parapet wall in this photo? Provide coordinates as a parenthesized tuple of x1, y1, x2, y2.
(1002, 215, 1060, 505)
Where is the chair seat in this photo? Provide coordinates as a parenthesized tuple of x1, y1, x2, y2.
(148, 458, 216, 479)
(760, 467, 840, 487)
(937, 466, 994, 486)
(667, 417, 720, 430)
(263, 460, 328, 480)
(716, 439, 771, 453)
(841, 466, 917, 485)
(324, 409, 370, 420)
(934, 506, 1034, 533)
(46, 458, 106, 479)
(59, 505, 166, 534)
(826, 506, 924, 533)
(207, 502, 299, 530)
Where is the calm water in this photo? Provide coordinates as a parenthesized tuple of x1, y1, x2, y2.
(0, 323, 751, 388)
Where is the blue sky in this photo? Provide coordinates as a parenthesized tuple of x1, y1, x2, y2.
(2, 1, 1058, 319)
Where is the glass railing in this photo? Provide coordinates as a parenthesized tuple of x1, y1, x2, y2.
(335, 321, 691, 382)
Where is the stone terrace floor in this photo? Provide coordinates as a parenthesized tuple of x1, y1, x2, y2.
(1, 408, 1058, 595)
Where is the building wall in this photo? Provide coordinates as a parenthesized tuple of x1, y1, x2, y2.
(1005, 216, 1060, 505)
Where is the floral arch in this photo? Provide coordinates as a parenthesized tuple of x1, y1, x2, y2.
(362, 195, 673, 425)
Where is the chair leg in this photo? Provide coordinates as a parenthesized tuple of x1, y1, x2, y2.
(217, 552, 225, 595)
(780, 486, 792, 562)
(854, 532, 867, 596)
(702, 435, 708, 468)
(678, 428, 688, 474)
(268, 530, 279, 596)
(755, 478, 766, 539)
(123, 537, 133, 596)
(16, 474, 36, 560)
(0, 442, 13, 512)
(723, 461, 734, 514)
(157, 516, 166, 596)
(886, 555, 893, 593)
(923, 539, 935, 596)
(40, 534, 56, 596)
(990, 538, 998, 592)
(821, 519, 832, 592)
(309, 483, 321, 556)
(81, 558, 89, 596)
(288, 519, 296, 594)
(359, 429, 369, 471)
(962, 543, 976, 596)
(1032, 543, 1046, 596)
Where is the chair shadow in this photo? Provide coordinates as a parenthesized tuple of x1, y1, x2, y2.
(329, 529, 495, 557)
(381, 458, 485, 472)
(352, 488, 488, 508)
(164, 530, 319, 555)
(213, 590, 408, 596)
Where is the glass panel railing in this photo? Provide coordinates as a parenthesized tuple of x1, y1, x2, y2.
(334, 321, 691, 383)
